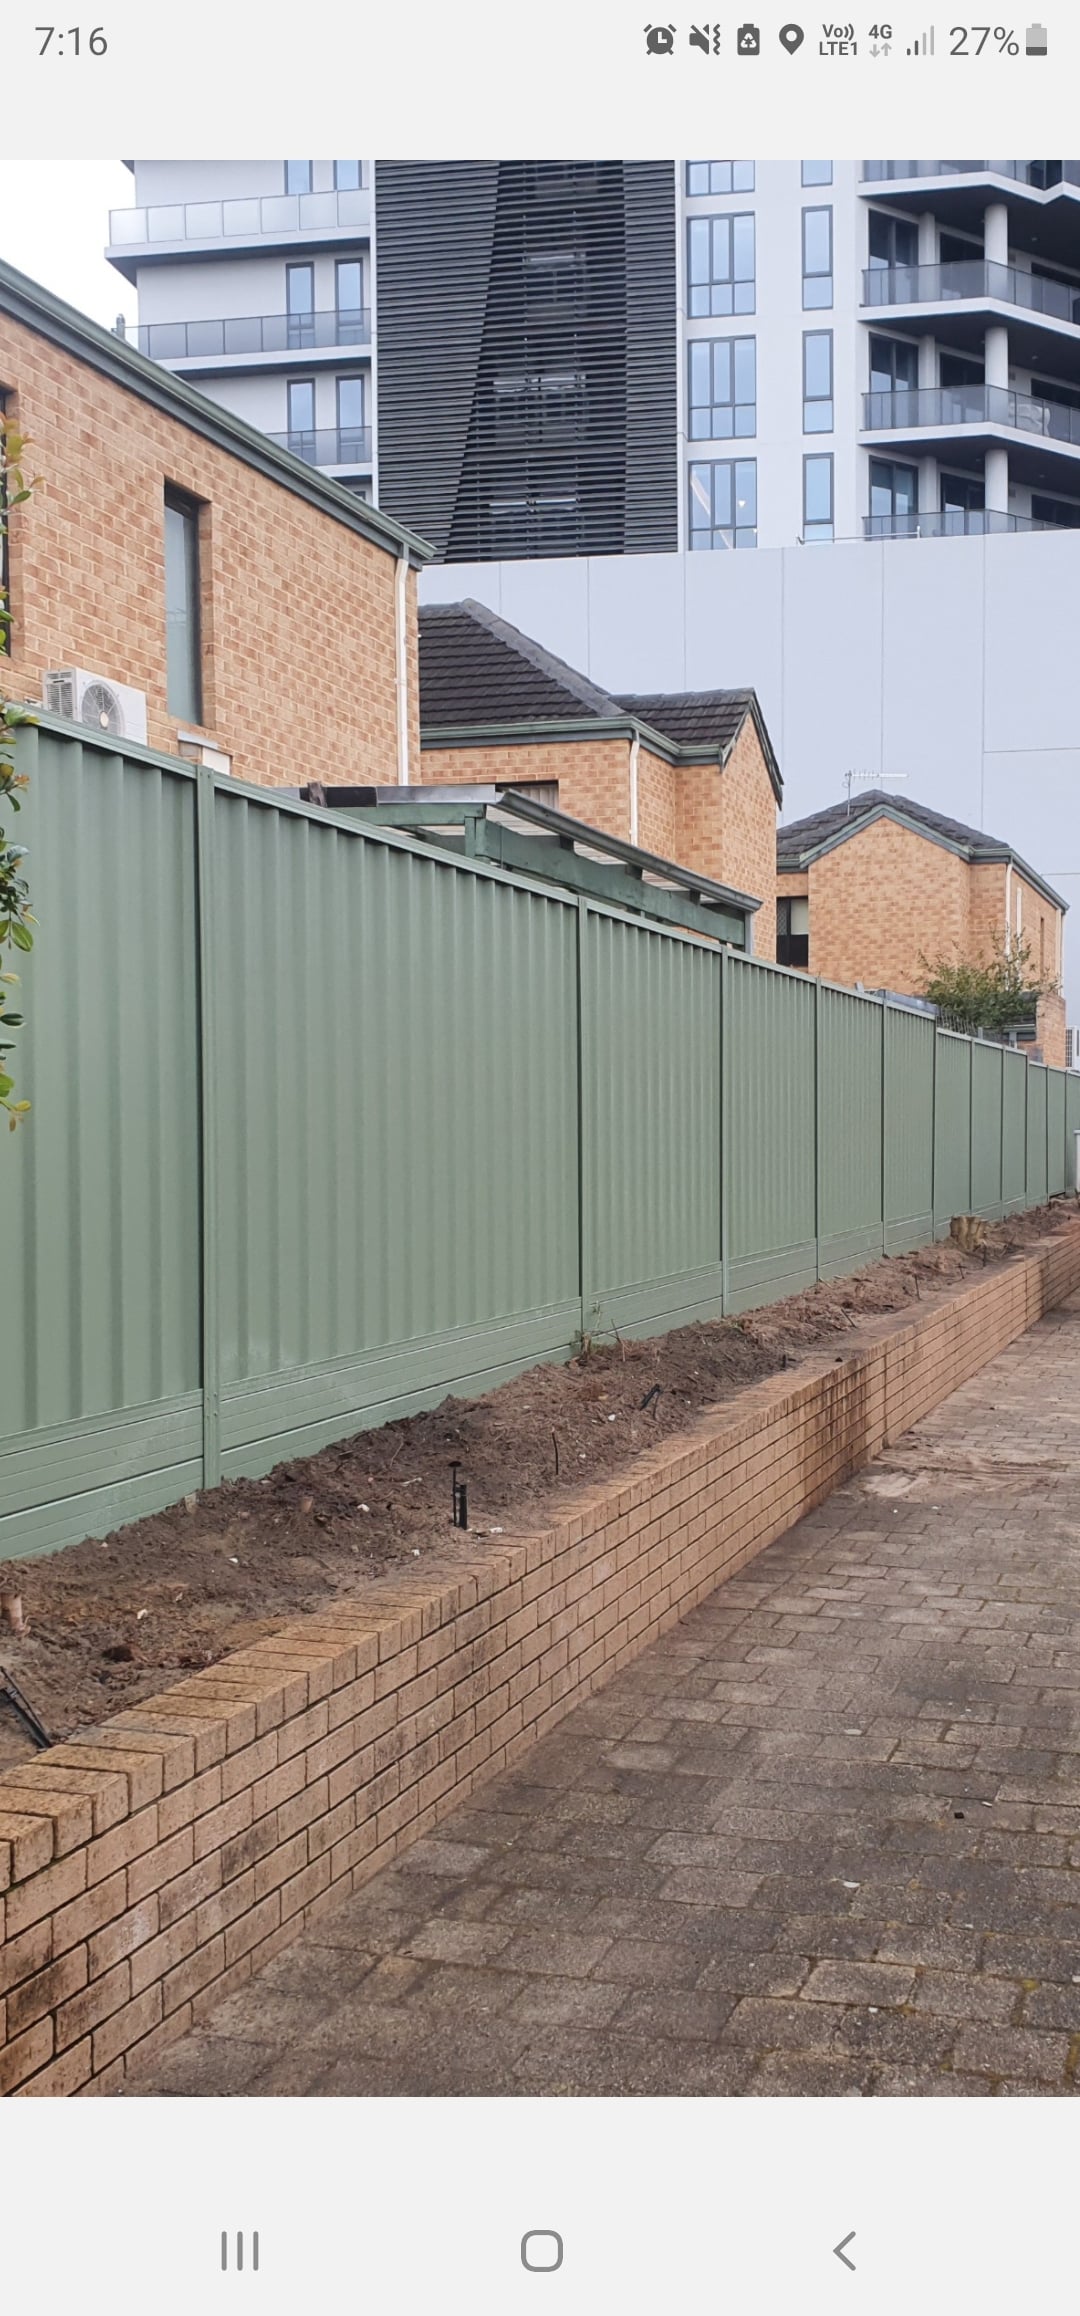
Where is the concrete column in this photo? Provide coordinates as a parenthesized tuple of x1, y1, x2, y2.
(984, 323, 1010, 388)
(984, 201, 1010, 265)
(985, 444, 1010, 514)
(918, 211, 938, 265)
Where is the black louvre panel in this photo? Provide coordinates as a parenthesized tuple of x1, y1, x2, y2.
(374, 160, 678, 561)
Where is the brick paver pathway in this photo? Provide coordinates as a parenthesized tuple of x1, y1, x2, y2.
(129, 1297, 1080, 2097)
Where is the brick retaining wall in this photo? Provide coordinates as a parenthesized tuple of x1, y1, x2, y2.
(1, 1226, 1078, 2096)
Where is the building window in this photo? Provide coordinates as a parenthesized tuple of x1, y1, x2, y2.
(333, 161, 363, 190)
(777, 897, 810, 968)
(337, 375, 366, 457)
(686, 161, 755, 195)
(941, 472, 985, 528)
(286, 263, 315, 349)
(689, 338, 756, 439)
(689, 459, 757, 549)
(336, 260, 365, 337)
(802, 207, 833, 309)
(1032, 492, 1080, 529)
(868, 210, 918, 270)
(868, 457, 919, 534)
(285, 160, 312, 195)
(687, 214, 755, 316)
(802, 161, 833, 185)
(287, 377, 316, 455)
(522, 251, 587, 312)
(163, 489, 202, 725)
(803, 331, 833, 431)
(803, 454, 834, 542)
(869, 334, 919, 392)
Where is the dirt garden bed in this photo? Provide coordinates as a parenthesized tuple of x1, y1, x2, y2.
(1, 1201, 1074, 1768)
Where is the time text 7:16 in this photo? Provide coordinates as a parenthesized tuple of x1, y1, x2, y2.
(36, 25, 109, 52)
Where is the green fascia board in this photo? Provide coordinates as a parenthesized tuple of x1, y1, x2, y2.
(0, 253, 431, 568)
(442, 818, 751, 945)
(778, 801, 1067, 915)
(420, 716, 721, 769)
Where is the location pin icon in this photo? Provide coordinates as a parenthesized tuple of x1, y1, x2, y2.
(779, 21, 804, 48)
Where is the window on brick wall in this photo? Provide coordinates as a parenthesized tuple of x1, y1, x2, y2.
(777, 895, 809, 968)
(164, 487, 203, 724)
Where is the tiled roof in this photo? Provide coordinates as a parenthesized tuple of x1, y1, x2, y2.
(419, 600, 618, 724)
(777, 790, 1066, 908)
(419, 602, 782, 797)
(614, 689, 756, 751)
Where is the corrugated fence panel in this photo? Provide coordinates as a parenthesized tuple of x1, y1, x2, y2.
(725, 960, 817, 1310)
(818, 987, 884, 1277)
(883, 1007, 934, 1253)
(4, 722, 1070, 1557)
(934, 1034, 972, 1230)
(1047, 1069, 1067, 1197)
(1067, 1073, 1080, 1191)
(213, 794, 581, 1470)
(1, 725, 202, 1557)
(584, 914, 722, 1335)
(971, 1042, 1005, 1218)
(1002, 1051, 1029, 1211)
(1026, 1065, 1049, 1209)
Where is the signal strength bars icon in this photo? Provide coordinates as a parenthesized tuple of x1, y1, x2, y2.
(907, 24, 935, 50)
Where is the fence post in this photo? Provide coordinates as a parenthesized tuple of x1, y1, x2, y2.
(195, 765, 222, 1491)
(880, 996, 888, 1255)
(813, 979, 822, 1282)
(968, 1035, 976, 1216)
(720, 948, 730, 1312)
(930, 1027, 939, 1238)
(575, 895, 591, 1349)
(999, 1049, 1006, 1218)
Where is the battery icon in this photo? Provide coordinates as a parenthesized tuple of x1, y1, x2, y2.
(1025, 21, 1048, 51)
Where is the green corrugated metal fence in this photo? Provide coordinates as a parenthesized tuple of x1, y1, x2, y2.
(4, 718, 1077, 1558)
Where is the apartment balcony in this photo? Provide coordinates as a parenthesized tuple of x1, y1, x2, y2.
(107, 187, 370, 282)
(862, 161, 1080, 189)
(862, 383, 1080, 493)
(858, 161, 1080, 263)
(268, 424, 373, 472)
(136, 308, 372, 376)
(863, 508, 1066, 540)
(864, 259, 1080, 328)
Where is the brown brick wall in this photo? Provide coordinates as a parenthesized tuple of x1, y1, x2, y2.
(635, 747, 677, 859)
(419, 738, 632, 833)
(0, 311, 415, 791)
(1, 1222, 1076, 2096)
(677, 721, 778, 961)
(803, 819, 970, 990)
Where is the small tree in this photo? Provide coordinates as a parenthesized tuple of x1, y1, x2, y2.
(918, 930, 1055, 1040)
(0, 414, 37, 1128)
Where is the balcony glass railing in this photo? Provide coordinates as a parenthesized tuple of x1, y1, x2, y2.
(109, 186, 369, 248)
(269, 425, 373, 467)
(863, 508, 1064, 539)
(863, 383, 1080, 444)
(864, 259, 1080, 325)
(862, 160, 1080, 188)
(137, 309, 371, 360)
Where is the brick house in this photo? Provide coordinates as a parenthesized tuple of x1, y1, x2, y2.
(418, 599, 782, 958)
(0, 255, 429, 790)
(776, 791, 1068, 1068)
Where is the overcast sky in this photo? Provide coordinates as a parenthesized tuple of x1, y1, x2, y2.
(0, 161, 134, 327)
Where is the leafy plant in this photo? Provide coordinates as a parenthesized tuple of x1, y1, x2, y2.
(0, 414, 37, 1127)
(918, 930, 1055, 1039)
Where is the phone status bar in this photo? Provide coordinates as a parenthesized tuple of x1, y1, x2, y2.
(642, 19, 1050, 59)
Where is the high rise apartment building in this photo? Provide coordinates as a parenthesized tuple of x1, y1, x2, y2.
(109, 158, 1080, 556)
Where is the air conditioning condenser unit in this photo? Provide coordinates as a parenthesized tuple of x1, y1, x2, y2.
(43, 666, 149, 746)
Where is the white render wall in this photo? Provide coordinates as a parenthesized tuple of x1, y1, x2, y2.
(419, 533, 1080, 1016)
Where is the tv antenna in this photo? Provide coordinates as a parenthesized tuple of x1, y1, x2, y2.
(843, 769, 909, 815)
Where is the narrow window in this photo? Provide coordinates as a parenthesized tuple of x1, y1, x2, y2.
(284, 160, 312, 195)
(333, 161, 363, 190)
(777, 897, 810, 968)
(802, 206, 833, 309)
(163, 489, 202, 724)
(803, 453, 834, 543)
(286, 263, 315, 349)
(337, 375, 366, 458)
(336, 259, 365, 338)
(802, 160, 833, 185)
(803, 331, 834, 431)
(688, 338, 756, 439)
